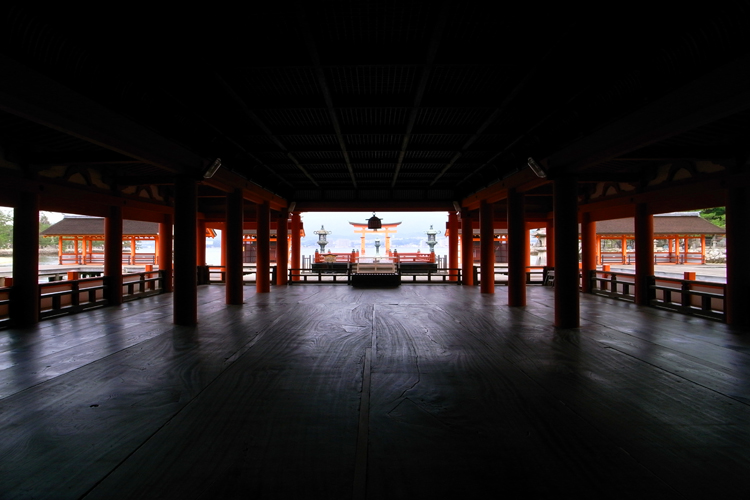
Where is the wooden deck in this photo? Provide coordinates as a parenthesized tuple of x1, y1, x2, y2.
(1, 285, 749, 498)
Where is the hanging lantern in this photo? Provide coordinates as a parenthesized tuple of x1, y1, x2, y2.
(367, 212, 382, 230)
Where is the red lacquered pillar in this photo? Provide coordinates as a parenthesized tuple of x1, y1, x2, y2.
(174, 176, 197, 325)
(276, 211, 289, 285)
(580, 212, 597, 294)
(226, 189, 244, 304)
(291, 212, 301, 281)
(256, 201, 271, 293)
(479, 200, 495, 294)
(507, 188, 526, 306)
(448, 211, 459, 281)
(553, 176, 580, 328)
(634, 203, 654, 306)
(11, 192, 40, 326)
(196, 218, 206, 267)
(159, 213, 173, 293)
(546, 216, 555, 268)
(104, 205, 123, 306)
(461, 209, 474, 286)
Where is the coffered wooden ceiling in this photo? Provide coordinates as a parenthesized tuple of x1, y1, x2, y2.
(0, 3, 748, 212)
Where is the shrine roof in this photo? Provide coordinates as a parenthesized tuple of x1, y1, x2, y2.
(41, 216, 158, 236)
(595, 213, 726, 236)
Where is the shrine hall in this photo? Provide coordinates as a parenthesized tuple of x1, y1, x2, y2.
(0, 3, 749, 499)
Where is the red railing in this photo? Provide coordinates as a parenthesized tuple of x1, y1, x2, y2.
(389, 251, 435, 263)
(314, 251, 357, 263)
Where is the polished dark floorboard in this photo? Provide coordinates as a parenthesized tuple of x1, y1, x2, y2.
(1, 285, 749, 499)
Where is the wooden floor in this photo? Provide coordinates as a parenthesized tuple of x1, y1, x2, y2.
(1, 285, 749, 499)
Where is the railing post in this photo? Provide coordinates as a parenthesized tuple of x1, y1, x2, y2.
(602, 265, 610, 291)
(646, 275, 656, 303)
(682, 272, 695, 310)
(71, 281, 80, 309)
(145, 264, 155, 290)
(473, 265, 479, 286)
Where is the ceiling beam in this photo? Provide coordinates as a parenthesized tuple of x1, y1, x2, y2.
(211, 73, 316, 188)
(0, 54, 200, 175)
(25, 150, 141, 166)
(204, 168, 287, 211)
(392, 1, 449, 188)
(297, 5, 357, 188)
(461, 168, 547, 210)
(545, 54, 750, 172)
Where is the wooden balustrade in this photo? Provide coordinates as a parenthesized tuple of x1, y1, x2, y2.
(590, 269, 637, 302)
(39, 276, 109, 319)
(288, 267, 352, 284)
(649, 277, 725, 321)
(121, 271, 165, 302)
(590, 269, 725, 321)
(37, 271, 166, 320)
(400, 268, 462, 283)
(473, 266, 547, 285)
(0, 287, 10, 326)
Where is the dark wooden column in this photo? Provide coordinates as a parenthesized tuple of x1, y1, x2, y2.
(448, 211, 459, 281)
(104, 205, 123, 306)
(173, 176, 197, 325)
(460, 209, 474, 286)
(553, 176, 580, 328)
(158, 213, 173, 293)
(634, 203, 654, 306)
(479, 201, 495, 294)
(545, 216, 555, 268)
(256, 201, 271, 293)
(225, 189, 244, 305)
(276, 211, 289, 286)
(507, 188, 526, 306)
(726, 186, 750, 327)
(196, 218, 206, 267)
(291, 212, 301, 281)
(580, 212, 597, 293)
(11, 192, 39, 326)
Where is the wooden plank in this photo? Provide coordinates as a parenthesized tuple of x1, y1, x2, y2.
(0, 285, 748, 498)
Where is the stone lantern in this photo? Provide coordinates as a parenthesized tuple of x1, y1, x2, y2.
(314, 225, 331, 253)
(425, 225, 441, 253)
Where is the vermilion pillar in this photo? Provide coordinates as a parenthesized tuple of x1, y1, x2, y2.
(580, 212, 597, 293)
(726, 185, 750, 327)
(461, 209, 474, 286)
(220, 222, 227, 269)
(158, 213, 173, 293)
(256, 201, 271, 293)
(479, 200, 495, 294)
(634, 203, 654, 306)
(104, 205, 123, 306)
(553, 176, 580, 328)
(507, 188, 526, 306)
(11, 192, 39, 326)
(291, 212, 301, 281)
(173, 176, 197, 325)
(225, 189, 244, 304)
(196, 219, 206, 266)
(525, 224, 531, 267)
(545, 216, 555, 268)
(276, 211, 289, 285)
(448, 211, 459, 281)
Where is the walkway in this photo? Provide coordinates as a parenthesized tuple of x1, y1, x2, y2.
(0, 285, 748, 498)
